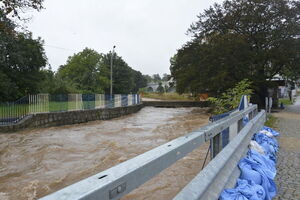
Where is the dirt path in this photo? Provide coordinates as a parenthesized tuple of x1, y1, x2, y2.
(272, 96, 300, 200)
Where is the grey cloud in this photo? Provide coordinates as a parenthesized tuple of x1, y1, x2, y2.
(28, 0, 223, 75)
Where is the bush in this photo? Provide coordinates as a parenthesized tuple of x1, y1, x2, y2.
(208, 79, 253, 114)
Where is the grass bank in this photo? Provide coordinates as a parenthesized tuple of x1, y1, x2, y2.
(278, 98, 293, 106)
(265, 114, 277, 129)
(0, 101, 96, 118)
(141, 93, 196, 101)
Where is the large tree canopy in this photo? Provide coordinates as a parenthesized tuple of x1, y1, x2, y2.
(57, 48, 147, 94)
(0, 9, 47, 101)
(171, 0, 300, 104)
(57, 48, 109, 94)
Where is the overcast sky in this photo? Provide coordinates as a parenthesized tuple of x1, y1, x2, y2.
(27, 0, 223, 76)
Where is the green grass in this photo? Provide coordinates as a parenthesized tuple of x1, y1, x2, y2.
(0, 101, 99, 118)
(141, 92, 195, 101)
(0, 104, 29, 118)
(265, 114, 277, 128)
(278, 98, 293, 106)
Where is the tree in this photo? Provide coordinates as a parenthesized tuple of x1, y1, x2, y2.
(143, 74, 152, 84)
(38, 68, 55, 93)
(133, 70, 147, 93)
(57, 49, 147, 94)
(208, 79, 253, 114)
(157, 82, 165, 93)
(0, 9, 47, 101)
(102, 52, 148, 94)
(57, 48, 109, 94)
(152, 74, 161, 83)
(170, 0, 300, 106)
(164, 84, 169, 93)
(107, 52, 135, 94)
(0, 0, 44, 19)
(162, 73, 170, 81)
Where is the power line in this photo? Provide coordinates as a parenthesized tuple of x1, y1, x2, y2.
(44, 44, 77, 51)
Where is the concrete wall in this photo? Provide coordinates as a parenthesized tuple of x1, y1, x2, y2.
(0, 104, 143, 133)
(142, 101, 210, 108)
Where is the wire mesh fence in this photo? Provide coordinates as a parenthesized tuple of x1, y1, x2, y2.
(0, 94, 140, 125)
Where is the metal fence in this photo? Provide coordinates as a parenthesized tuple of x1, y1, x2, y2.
(0, 94, 141, 125)
(39, 100, 265, 200)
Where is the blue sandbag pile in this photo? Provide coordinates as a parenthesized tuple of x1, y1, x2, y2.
(219, 126, 280, 200)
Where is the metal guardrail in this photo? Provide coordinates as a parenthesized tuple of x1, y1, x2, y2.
(174, 110, 265, 200)
(40, 104, 262, 200)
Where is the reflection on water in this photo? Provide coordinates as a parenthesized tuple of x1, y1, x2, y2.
(0, 107, 209, 200)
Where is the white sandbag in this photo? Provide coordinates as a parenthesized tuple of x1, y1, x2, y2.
(249, 140, 265, 154)
(259, 130, 274, 138)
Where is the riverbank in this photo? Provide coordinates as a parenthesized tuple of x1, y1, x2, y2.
(0, 104, 143, 133)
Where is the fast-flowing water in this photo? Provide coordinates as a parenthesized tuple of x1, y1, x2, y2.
(0, 107, 210, 200)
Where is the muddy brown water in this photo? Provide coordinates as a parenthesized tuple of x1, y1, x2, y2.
(0, 107, 210, 200)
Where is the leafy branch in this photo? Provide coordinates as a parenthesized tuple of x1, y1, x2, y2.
(208, 79, 253, 114)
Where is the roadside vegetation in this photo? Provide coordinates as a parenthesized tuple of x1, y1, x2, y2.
(279, 98, 293, 106)
(208, 79, 253, 114)
(265, 115, 277, 129)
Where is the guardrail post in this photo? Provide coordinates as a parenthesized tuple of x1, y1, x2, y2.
(211, 133, 222, 158)
(237, 118, 244, 132)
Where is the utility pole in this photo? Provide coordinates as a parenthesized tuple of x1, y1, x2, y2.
(110, 45, 116, 99)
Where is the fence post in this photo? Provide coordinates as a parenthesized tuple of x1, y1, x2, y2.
(137, 94, 140, 104)
(114, 94, 121, 107)
(133, 94, 136, 105)
(128, 95, 132, 106)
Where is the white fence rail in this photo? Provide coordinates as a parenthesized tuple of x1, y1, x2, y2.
(0, 94, 141, 125)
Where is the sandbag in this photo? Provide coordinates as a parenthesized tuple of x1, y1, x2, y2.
(259, 130, 274, 138)
(219, 125, 280, 200)
(238, 151, 277, 200)
(254, 133, 278, 150)
(253, 133, 278, 162)
(219, 179, 265, 200)
(249, 140, 265, 155)
(262, 126, 280, 137)
(247, 150, 276, 178)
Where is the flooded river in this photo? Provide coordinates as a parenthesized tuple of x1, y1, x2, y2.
(0, 107, 210, 200)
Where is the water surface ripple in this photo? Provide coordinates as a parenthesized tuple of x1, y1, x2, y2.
(0, 107, 210, 200)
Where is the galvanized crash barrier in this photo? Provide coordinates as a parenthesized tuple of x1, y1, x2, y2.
(40, 104, 265, 200)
